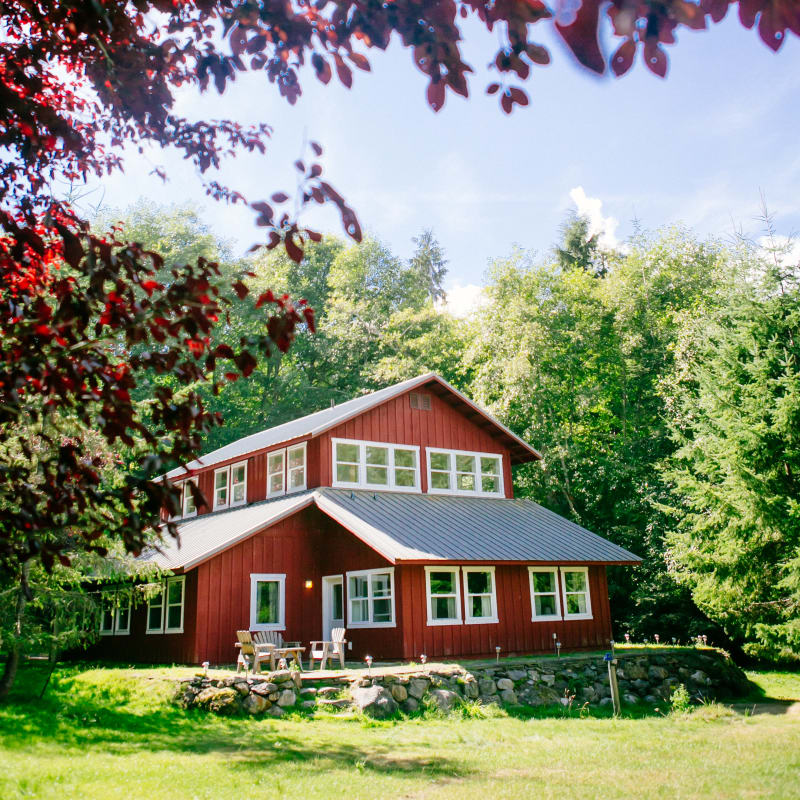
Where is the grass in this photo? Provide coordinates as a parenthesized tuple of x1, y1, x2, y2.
(0, 663, 798, 799)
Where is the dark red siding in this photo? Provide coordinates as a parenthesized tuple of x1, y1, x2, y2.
(86, 570, 199, 663)
(318, 390, 514, 497)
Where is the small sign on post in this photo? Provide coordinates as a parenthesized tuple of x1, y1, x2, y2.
(604, 653, 621, 716)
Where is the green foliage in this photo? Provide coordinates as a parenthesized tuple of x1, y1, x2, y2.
(662, 245, 800, 662)
(410, 229, 449, 303)
(670, 683, 691, 714)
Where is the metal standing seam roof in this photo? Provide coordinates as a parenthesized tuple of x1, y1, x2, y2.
(165, 372, 541, 479)
(141, 487, 640, 571)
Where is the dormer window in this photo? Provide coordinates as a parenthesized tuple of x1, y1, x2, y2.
(213, 461, 248, 511)
(332, 439, 420, 492)
(426, 448, 503, 497)
(266, 443, 307, 498)
(170, 480, 197, 521)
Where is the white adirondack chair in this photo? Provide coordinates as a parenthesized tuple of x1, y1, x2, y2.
(309, 627, 347, 670)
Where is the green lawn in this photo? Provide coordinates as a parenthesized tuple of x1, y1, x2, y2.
(0, 664, 798, 800)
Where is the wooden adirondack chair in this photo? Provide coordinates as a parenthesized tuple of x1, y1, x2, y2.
(252, 630, 305, 671)
(235, 630, 272, 674)
(309, 627, 347, 670)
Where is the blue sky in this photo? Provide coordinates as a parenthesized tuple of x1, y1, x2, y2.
(95, 12, 800, 309)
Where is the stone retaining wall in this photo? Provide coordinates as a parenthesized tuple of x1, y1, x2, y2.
(175, 648, 750, 718)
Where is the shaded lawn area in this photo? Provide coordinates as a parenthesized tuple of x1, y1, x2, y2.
(0, 664, 798, 800)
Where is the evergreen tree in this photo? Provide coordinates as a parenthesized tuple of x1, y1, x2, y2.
(410, 229, 449, 303)
(556, 213, 605, 276)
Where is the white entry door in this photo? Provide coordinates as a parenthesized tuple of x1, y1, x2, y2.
(321, 574, 344, 640)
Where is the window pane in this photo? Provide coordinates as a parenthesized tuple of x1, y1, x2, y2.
(481, 476, 499, 493)
(481, 457, 500, 475)
(429, 571, 454, 594)
(216, 486, 227, 505)
(148, 604, 162, 630)
(184, 484, 196, 514)
(394, 449, 415, 468)
(533, 572, 555, 593)
(215, 470, 228, 489)
(233, 483, 245, 503)
(433, 596, 456, 619)
(167, 604, 182, 630)
(456, 454, 475, 473)
(564, 571, 587, 593)
(101, 607, 114, 632)
(429, 452, 450, 471)
(167, 580, 183, 605)
(567, 594, 587, 615)
(373, 598, 392, 622)
(350, 576, 368, 600)
(336, 442, 359, 463)
(232, 465, 245, 483)
(117, 606, 130, 630)
(371, 573, 391, 597)
(431, 471, 450, 489)
(332, 584, 343, 620)
(269, 473, 284, 493)
(366, 465, 388, 485)
(456, 473, 475, 491)
(256, 581, 279, 624)
(352, 598, 369, 622)
(336, 464, 358, 483)
(268, 452, 284, 472)
(535, 594, 556, 617)
(288, 467, 304, 489)
(467, 571, 490, 594)
(366, 446, 388, 466)
(288, 446, 304, 469)
(395, 468, 415, 487)
(471, 595, 492, 618)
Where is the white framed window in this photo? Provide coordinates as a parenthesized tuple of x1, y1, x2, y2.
(99, 594, 115, 636)
(346, 567, 395, 628)
(425, 566, 462, 625)
(114, 598, 131, 635)
(463, 567, 498, 624)
(560, 567, 592, 620)
(146, 585, 165, 634)
(213, 461, 248, 510)
(169, 480, 197, 520)
(146, 576, 186, 634)
(529, 567, 562, 621)
(426, 448, 504, 497)
(332, 438, 420, 492)
(266, 443, 307, 498)
(250, 573, 286, 631)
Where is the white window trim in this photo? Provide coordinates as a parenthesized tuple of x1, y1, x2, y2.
(99, 593, 115, 636)
(425, 566, 463, 626)
(266, 443, 307, 498)
(249, 573, 286, 632)
(170, 480, 197, 521)
(463, 566, 499, 625)
(113, 598, 132, 636)
(164, 575, 186, 634)
(286, 442, 308, 494)
(529, 567, 563, 622)
(213, 461, 248, 511)
(560, 566, 593, 620)
(146, 585, 166, 635)
(346, 567, 396, 628)
(425, 447, 504, 498)
(332, 438, 421, 494)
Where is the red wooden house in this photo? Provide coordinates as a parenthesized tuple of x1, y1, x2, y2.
(92, 374, 639, 665)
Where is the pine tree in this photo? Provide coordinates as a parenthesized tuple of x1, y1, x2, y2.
(410, 229, 449, 303)
(556, 213, 606, 276)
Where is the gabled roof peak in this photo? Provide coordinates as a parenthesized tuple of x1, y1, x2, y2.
(167, 372, 539, 479)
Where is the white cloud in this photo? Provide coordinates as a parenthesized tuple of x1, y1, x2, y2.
(438, 282, 487, 318)
(568, 186, 620, 251)
(757, 234, 800, 268)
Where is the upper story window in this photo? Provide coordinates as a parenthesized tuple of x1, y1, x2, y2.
(214, 461, 248, 511)
(170, 480, 198, 521)
(267, 443, 307, 498)
(426, 448, 504, 497)
(332, 438, 420, 492)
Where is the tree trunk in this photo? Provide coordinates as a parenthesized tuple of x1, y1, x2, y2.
(0, 561, 31, 703)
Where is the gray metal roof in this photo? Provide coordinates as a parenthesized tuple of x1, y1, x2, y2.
(141, 491, 314, 570)
(166, 373, 540, 479)
(316, 489, 641, 564)
(141, 487, 639, 571)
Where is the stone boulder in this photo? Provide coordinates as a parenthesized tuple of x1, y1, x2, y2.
(478, 678, 497, 695)
(407, 678, 429, 700)
(243, 694, 270, 715)
(391, 683, 408, 702)
(523, 686, 561, 706)
(205, 688, 240, 715)
(496, 678, 514, 692)
(499, 689, 518, 705)
(251, 682, 278, 696)
(507, 670, 528, 682)
(429, 688, 459, 712)
(277, 689, 297, 707)
(351, 685, 398, 719)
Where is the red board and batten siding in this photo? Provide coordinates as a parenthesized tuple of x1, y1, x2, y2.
(318, 390, 514, 497)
